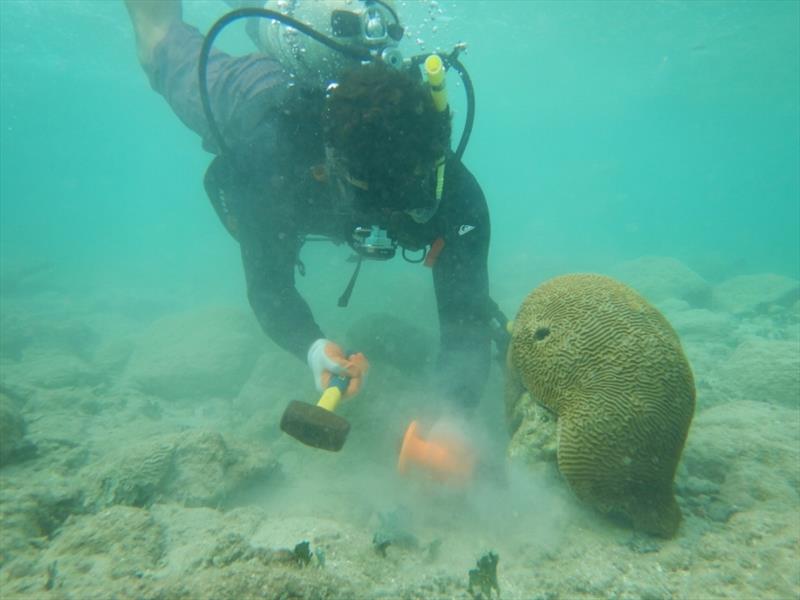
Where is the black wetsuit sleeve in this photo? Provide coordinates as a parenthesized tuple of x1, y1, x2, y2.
(234, 181, 325, 361)
(144, 21, 286, 153)
(432, 161, 492, 409)
(148, 22, 319, 361)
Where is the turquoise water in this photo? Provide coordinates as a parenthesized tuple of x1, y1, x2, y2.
(1, 0, 797, 300)
(0, 3, 799, 598)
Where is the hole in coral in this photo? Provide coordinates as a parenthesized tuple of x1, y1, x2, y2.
(533, 327, 550, 341)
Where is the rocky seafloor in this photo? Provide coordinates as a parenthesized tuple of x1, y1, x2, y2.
(0, 256, 798, 600)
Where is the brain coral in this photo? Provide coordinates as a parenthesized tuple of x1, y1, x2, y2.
(507, 274, 695, 537)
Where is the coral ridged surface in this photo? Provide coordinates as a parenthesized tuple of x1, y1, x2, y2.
(509, 274, 696, 537)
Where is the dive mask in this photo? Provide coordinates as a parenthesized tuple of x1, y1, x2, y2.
(331, 152, 445, 223)
(405, 157, 445, 223)
(349, 162, 443, 223)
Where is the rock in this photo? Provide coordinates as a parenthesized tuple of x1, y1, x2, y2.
(36, 318, 98, 359)
(0, 480, 84, 567)
(671, 337, 737, 408)
(506, 393, 558, 471)
(90, 337, 135, 375)
(667, 308, 734, 341)
(624, 534, 661, 554)
(0, 393, 34, 466)
(123, 307, 263, 400)
(145, 508, 361, 600)
(91, 437, 173, 509)
(677, 475, 721, 498)
(609, 256, 712, 308)
(44, 506, 165, 582)
(165, 431, 276, 508)
(88, 430, 278, 509)
(706, 500, 737, 523)
(2, 349, 105, 390)
(680, 510, 799, 599)
(0, 312, 98, 362)
(681, 401, 800, 510)
(151, 551, 357, 600)
(712, 338, 800, 407)
(713, 274, 800, 315)
(0, 489, 43, 567)
(657, 298, 691, 316)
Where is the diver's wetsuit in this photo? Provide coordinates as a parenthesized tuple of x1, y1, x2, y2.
(145, 22, 491, 408)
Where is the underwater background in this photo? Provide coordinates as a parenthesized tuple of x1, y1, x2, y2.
(1, 0, 797, 298)
(1, 1, 799, 599)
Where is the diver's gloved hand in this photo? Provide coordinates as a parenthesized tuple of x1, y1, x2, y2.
(307, 338, 369, 398)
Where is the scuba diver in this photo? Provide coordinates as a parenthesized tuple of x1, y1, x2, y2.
(124, 0, 505, 442)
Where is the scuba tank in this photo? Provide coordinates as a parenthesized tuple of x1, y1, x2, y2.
(222, 0, 403, 86)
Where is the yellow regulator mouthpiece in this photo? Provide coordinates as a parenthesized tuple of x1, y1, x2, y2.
(425, 54, 448, 113)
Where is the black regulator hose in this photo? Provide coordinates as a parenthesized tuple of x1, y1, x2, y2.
(410, 50, 475, 160)
(450, 56, 475, 160)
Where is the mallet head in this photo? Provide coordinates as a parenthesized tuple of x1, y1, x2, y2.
(280, 400, 351, 452)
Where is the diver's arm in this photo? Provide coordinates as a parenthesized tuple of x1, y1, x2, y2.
(124, 0, 182, 68)
(236, 205, 326, 361)
(432, 161, 492, 409)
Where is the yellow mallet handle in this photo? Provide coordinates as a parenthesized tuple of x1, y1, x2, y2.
(317, 375, 349, 412)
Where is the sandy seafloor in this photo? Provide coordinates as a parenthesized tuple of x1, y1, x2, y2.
(0, 254, 798, 600)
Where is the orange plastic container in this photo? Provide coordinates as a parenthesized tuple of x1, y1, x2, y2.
(397, 421, 476, 485)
